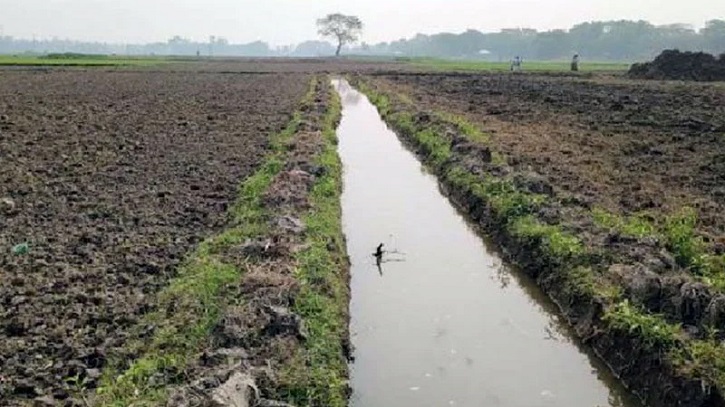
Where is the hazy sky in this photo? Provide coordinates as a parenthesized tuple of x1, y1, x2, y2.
(1, 0, 723, 45)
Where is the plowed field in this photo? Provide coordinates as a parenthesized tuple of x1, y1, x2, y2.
(376, 73, 725, 239)
(0, 70, 309, 403)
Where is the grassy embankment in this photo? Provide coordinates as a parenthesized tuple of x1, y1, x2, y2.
(0, 53, 168, 66)
(274, 79, 349, 407)
(352, 76, 725, 404)
(403, 57, 629, 72)
(96, 77, 349, 406)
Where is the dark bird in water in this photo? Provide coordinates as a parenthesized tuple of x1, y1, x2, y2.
(373, 243, 384, 258)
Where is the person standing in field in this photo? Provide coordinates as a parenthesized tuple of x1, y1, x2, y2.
(571, 54, 580, 71)
(511, 56, 522, 72)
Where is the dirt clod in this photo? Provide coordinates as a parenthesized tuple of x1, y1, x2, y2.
(678, 282, 714, 325)
(272, 216, 306, 235)
(263, 306, 308, 340)
(610, 264, 662, 309)
(33, 395, 57, 406)
(0, 197, 16, 214)
(212, 372, 259, 407)
(258, 400, 297, 407)
(705, 295, 725, 330)
(513, 172, 554, 196)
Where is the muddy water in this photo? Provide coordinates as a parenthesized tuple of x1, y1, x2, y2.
(332, 80, 640, 407)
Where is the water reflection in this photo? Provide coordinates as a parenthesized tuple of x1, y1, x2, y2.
(335, 78, 362, 105)
(373, 249, 406, 277)
(492, 262, 512, 289)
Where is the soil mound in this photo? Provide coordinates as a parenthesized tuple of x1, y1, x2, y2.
(628, 49, 725, 81)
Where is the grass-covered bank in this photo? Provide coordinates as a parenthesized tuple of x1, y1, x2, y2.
(351, 76, 725, 407)
(96, 77, 350, 406)
(0, 54, 169, 66)
(273, 80, 350, 407)
(403, 57, 629, 73)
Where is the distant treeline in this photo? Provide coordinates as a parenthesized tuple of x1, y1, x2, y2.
(2, 19, 724, 62)
(0, 36, 280, 57)
(367, 20, 725, 61)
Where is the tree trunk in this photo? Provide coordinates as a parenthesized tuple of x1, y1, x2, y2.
(335, 40, 342, 57)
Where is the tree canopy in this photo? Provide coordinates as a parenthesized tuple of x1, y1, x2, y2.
(358, 19, 725, 61)
(317, 13, 363, 56)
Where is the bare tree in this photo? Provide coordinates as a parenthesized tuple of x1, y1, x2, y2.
(317, 13, 363, 57)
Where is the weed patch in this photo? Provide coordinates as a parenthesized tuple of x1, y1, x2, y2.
(446, 167, 545, 219)
(663, 208, 725, 289)
(674, 340, 725, 391)
(510, 216, 585, 261)
(434, 111, 489, 144)
(414, 128, 452, 168)
(388, 111, 416, 136)
(603, 300, 681, 349)
(563, 266, 622, 301)
(664, 208, 708, 269)
(592, 208, 657, 238)
(593, 206, 725, 291)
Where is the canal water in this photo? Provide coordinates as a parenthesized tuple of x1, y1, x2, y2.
(333, 79, 640, 407)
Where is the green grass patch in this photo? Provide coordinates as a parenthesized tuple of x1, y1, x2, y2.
(414, 128, 452, 168)
(433, 111, 489, 144)
(605, 301, 725, 389)
(408, 57, 629, 73)
(563, 266, 622, 301)
(0, 54, 168, 66)
(703, 255, 725, 291)
(662, 208, 725, 289)
(510, 215, 585, 261)
(603, 300, 681, 349)
(663, 207, 709, 270)
(275, 82, 349, 407)
(478, 179, 546, 220)
(592, 206, 725, 291)
(605, 298, 725, 388)
(355, 81, 392, 117)
(361, 80, 489, 145)
(446, 167, 545, 220)
(98, 259, 239, 405)
(388, 111, 416, 136)
(592, 208, 657, 238)
(96, 79, 318, 406)
(674, 339, 725, 391)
